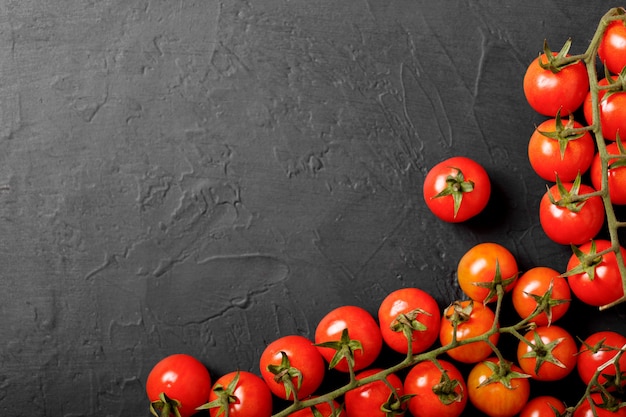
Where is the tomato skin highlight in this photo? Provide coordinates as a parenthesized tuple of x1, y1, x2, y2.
(519, 395, 567, 417)
(598, 19, 626, 75)
(511, 266, 571, 326)
(345, 368, 405, 417)
(404, 359, 467, 417)
(288, 398, 345, 417)
(539, 182, 605, 245)
(467, 358, 530, 417)
(207, 371, 273, 417)
(259, 335, 326, 400)
(314, 305, 383, 372)
(583, 78, 626, 141)
(378, 287, 441, 355)
(566, 240, 626, 307)
(457, 242, 519, 303)
(516, 325, 577, 381)
(423, 156, 491, 223)
(577, 331, 626, 388)
(523, 52, 589, 117)
(573, 393, 626, 417)
(439, 300, 499, 364)
(145, 353, 212, 417)
(590, 142, 626, 205)
(528, 118, 595, 182)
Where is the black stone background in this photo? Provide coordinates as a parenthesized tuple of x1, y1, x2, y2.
(1, 1, 626, 416)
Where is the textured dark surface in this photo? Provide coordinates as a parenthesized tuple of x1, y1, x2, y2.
(1, 1, 625, 415)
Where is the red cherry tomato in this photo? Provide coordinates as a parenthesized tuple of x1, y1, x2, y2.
(403, 359, 467, 417)
(511, 266, 571, 326)
(423, 156, 491, 223)
(539, 181, 605, 245)
(590, 142, 626, 205)
(259, 335, 326, 400)
(577, 331, 626, 388)
(566, 240, 626, 307)
(519, 395, 567, 417)
(598, 19, 626, 75)
(517, 325, 578, 381)
(573, 393, 626, 417)
(467, 358, 530, 417)
(205, 371, 273, 417)
(289, 398, 345, 417)
(528, 117, 595, 182)
(523, 50, 589, 116)
(439, 300, 499, 364)
(583, 77, 626, 141)
(345, 368, 405, 417)
(457, 242, 519, 303)
(145, 353, 212, 417)
(377, 287, 441, 355)
(314, 305, 383, 372)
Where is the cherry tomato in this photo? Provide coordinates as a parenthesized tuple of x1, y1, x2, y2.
(403, 359, 467, 417)
(467, 358, 530, 417)
(377, 287, 441, 355)
(598, 18, 626, 75)
(345, 368, 405, 417)
(577, 331, 626, 388)
(590, 142, 626, 205)
(511, 266, 571, 326)
(523, 49, 589, 116)
(145, 353, 212, 417)
(439, 300, 499, 364)
(517, 325, 577, 381)
(539, 180, 604, 245)
(289, 398, 345, 417)
(573, 393, 626, 417)
(528, 117, 595, 182)
(457, 242, 519, 303)
(423, 156, 491, 223)
(566, 240, 626, 307)
(583, 77, 626, 141)
(519, 395, 567, 417)
(203, 371, 273, 417)
(314, 305, 383, 372)
(259, 335, 326, 400)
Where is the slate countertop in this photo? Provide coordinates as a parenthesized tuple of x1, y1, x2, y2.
(1, 1, 624, 415)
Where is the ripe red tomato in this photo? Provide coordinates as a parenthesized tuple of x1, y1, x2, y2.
(517, 325, 577, 381)
(259, 335, 326, 400)
(403, 359, 467, 417)
(345, 368, 406, 417)
(598, 18, 626, 75)
(511, 266, 571, 326)
(423, 156, 491, 223)
(439, 300, 499, 364)
(523, 48, 589, 116)
(539, 180, 605, 245)
(519, 395, 567, 417)
(314, 305, 383, 372)
(467, 358, 530, 417)
(528, 117, 595, 182)
(202, 371, 273, 417)
(577, 331, 626, 388)
(565, 239, 626, 307)
(573, 393, 626, 417)
(145, 353, 212, 417)
(590, 142, 626, 205)
(583, 77, 626, 141)
(457, 242, 519, 303)
(377, 287, 441, 355)
(289, 398, 345, 417)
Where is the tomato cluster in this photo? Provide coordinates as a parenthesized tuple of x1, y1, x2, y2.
(144, 8, 626, 417)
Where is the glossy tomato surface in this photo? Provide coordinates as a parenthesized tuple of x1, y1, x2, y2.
(598, 19, 626, 75)
(207, 371, 273, 417)
(573, 393, 626, 417)
(377, 287, 441, 355)
(583, 77, 626, 141)
(345, 368, 405, 417)
(145, 353, 212, 417)
(519, 395, 567, 417)
(289, 398, 345, 417)
(590, 142, 626, 205)
(577, 331, 626, 388)
(511, 266, 571, 326)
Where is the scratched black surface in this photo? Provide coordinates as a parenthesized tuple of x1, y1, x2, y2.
(1, 1, 625, 415)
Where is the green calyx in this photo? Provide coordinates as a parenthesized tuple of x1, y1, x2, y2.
(432, 368, 464, 405)
(472, 260, 518, 303)
(266, 351, 303, 400)
(538, 38, 582, 73)
(537, 110, 587, 160)
(431, 166, 474, 219)
(315, 328, 363, 371)
(390, 308, 432, 345)
(521, 331, 567, 375)
(478, 359, 531, 390)
(196, 371, 241, 417)
(562, 240, 603, 281)
(547, 173, 589, 213)
(524, 279, 570, 326)
(150, 392, 183, 417)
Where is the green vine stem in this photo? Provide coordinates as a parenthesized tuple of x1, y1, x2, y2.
(263, 9, 626, 417)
